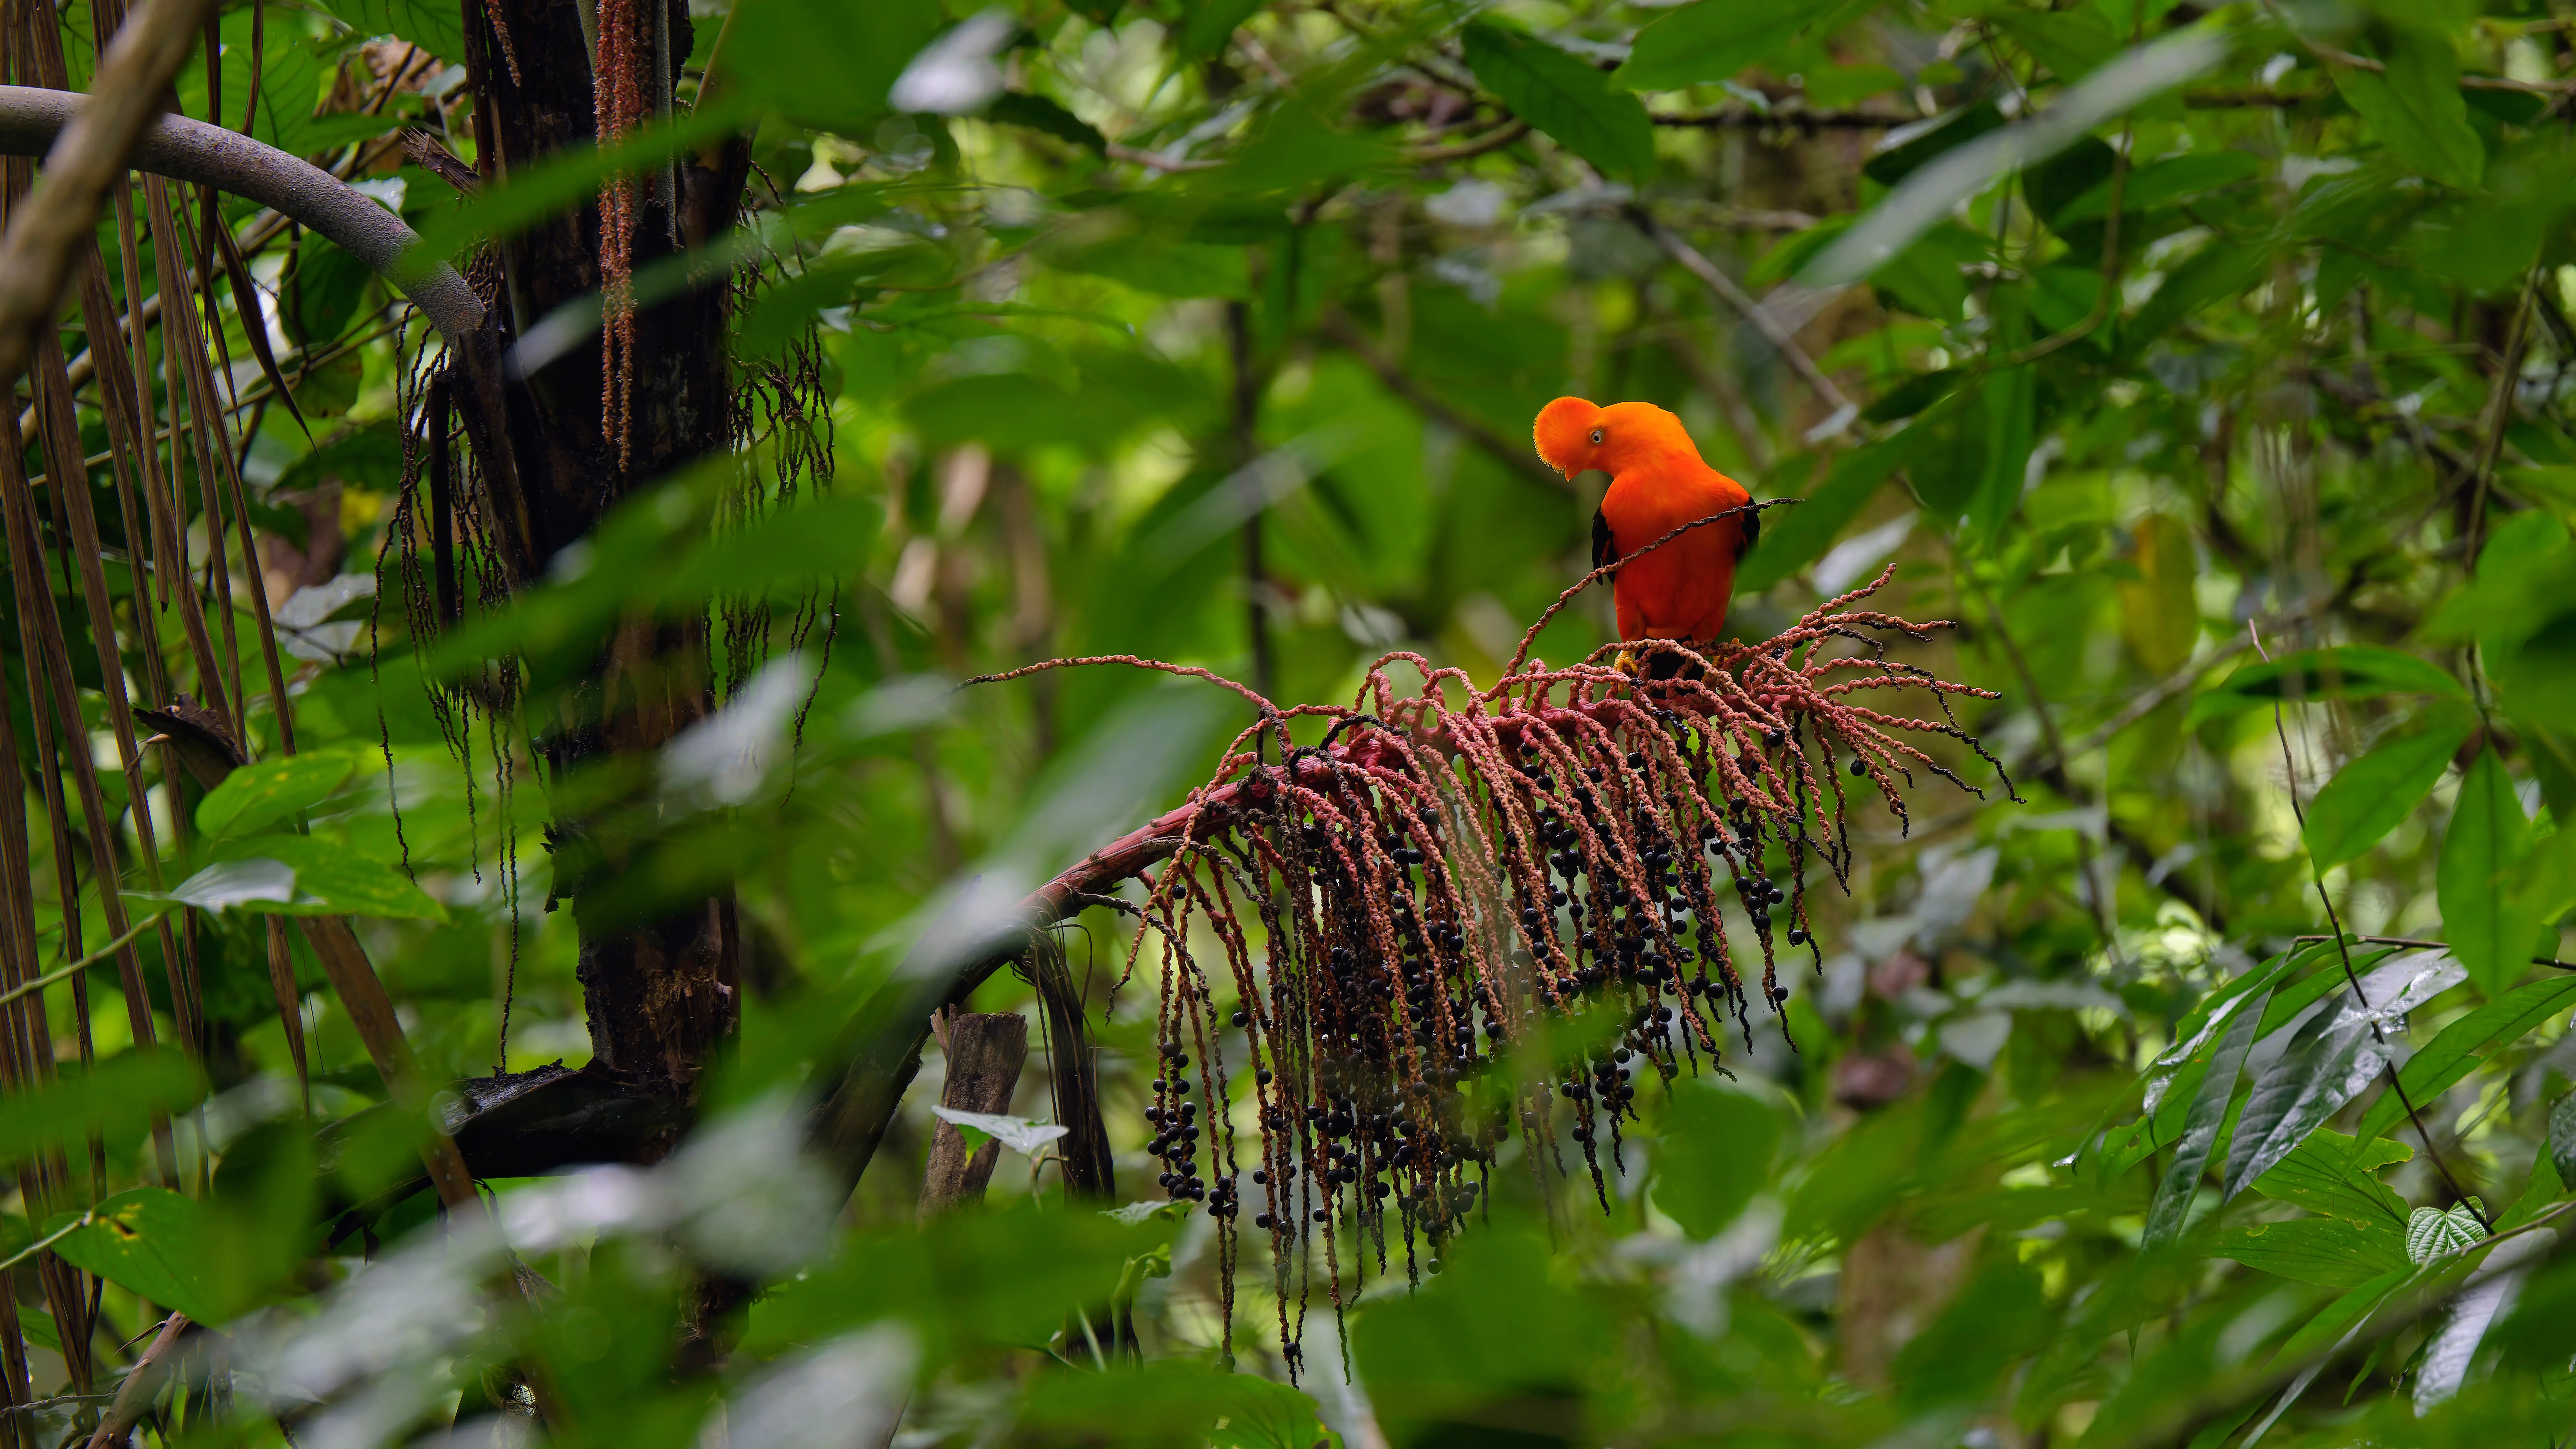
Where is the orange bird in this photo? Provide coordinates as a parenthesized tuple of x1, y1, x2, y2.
(1532, 397, 1757, 655)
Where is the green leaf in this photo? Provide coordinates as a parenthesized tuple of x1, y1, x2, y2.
(2224, 953, 2465, 1199)
(1653, 1081, 1784, 1237)
(1890, 1259, 2052, 1413)
(2406, 1202, 2487, 1263)
(2330, 30, 2485, 189)
(1462, 20, 1656, 184)
(1989, 7, 2118, 85)
(1044, 229, 1251, 299)
(1862, 101, 2008, 189)
(195, 750, 361, 841)
(0, 1056, 205, 1175)
(311, 0, 461, 67)
(985, 92, 1106, 154)
(2143, 982, 2269, 1246)
(2273, 1263, 2413, 1366)
(2186, 646, 2468, 727)
(1735, 421, 1932, 594)
(48, 1189, 221, 1324)
(403, 101, 757, 273)
(140, 838, 448, 921)
(1178, 0, 1266, 63)
(1019, 1361, 1327, 1449)
(2440, 749, 2542, 998)
(2126, 243, 2272, 359)
(142, 858, 299, 914)
(2303, 709, 2476, 867)
(1966, 363, 2035, 546)
(2353, 975, 2576, 1149)
(2212, 1216, 2409, 1287)
(1615, 0, 1874, 93)
(718, 0, 940, 135)
(2050, 152, 2262, 227)
(1354, 1229, 1610, 1418)
(2254, 1130, 2412, 1226)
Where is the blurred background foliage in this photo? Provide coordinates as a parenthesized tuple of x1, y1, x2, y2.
(9, 0, 2576, 1444)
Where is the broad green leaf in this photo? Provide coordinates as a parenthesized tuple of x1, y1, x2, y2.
(2212, 1216, 2408, 1287)
(1653, 1081, 1784, 1237)
(1863, 101, 2006, 189)
(2105, 945, 2336, 1184)
(48, 1188, 221, 1324)
(1990, 7, 2117, 86)
(261, 838, 450, 921)
(2330, 29, 2485, 189)
(1354, 1229, 1611, 1417)
(145, 858, 298, 913)
(2185, 646, 2468, 727)
(2513, 825, 2576, 929)
(1178, 0, 1266, 63)
(143, 838, 449, 921)
(1890, 1259, 2051, 1413)
(985, 93, 1107, 154)
(402, 101, 756, 272)
(2407, 1201, 2487, 1263)
(1966, 363, 2035, 546)
(744, 1202, 1176, 1360)
(717, 0, 938, 135)
(1735, 420, 1933, 594)
(1616, 0, 1874, 93)
(2272, 1263, 2414, 1367)
(2303, 709, 2476, 867)
(0, 1056, 205, 1173)
(2440, 749, 2541, 998)
(2050, 151, 2262, 226)
(2122, 239, 2269, 356)
(1462, 21, 1656, 184)
(2352, 975, 2576, 1148)
(1044, 231, 1251, 299)
(1870, 221, 1986, 322)
(311, 0, 461, 67)
(195, 750, 361, 840)
(2254, 1130, 2411, 1226)
(2253, 946, 2397, 1041)
(2223, 953, 2464, 1199)
(2143, 982, 2269, 1246)
(1019, 1361, 1328, 1449)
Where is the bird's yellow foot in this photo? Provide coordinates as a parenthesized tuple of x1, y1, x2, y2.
(1614, 648, 1641, 677)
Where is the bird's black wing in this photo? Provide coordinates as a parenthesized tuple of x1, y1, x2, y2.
(1737, 505, 1760, 561)
(1592, 508, 1617, 569)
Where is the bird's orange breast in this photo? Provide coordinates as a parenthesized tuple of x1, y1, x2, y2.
(1604, 465, 1752, 642)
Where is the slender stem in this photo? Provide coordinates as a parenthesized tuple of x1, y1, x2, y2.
(0, 1210, 94, 1276)
(0, 0, 221, 390)
(1627, 206, 1858, 424)
(2465, 261, 2542, 565)
(0, 912, 162, 1010)
(2250, 623, 2485, 1223)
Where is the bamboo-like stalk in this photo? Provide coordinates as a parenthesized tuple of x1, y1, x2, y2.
(0, 0, 221, 391)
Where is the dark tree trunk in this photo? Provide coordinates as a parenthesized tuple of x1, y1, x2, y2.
(460, 0, 752, 1110)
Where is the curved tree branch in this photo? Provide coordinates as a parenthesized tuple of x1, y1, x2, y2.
(0, 83, 486, 343)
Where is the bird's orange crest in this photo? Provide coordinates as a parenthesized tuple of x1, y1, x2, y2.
(1533, 396, 1600, 478)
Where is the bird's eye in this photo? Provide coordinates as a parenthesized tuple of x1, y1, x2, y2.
(1589, 428, 1604, 445)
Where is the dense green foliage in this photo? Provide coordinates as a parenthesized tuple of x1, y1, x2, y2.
(7, 0, 2576, 1444)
